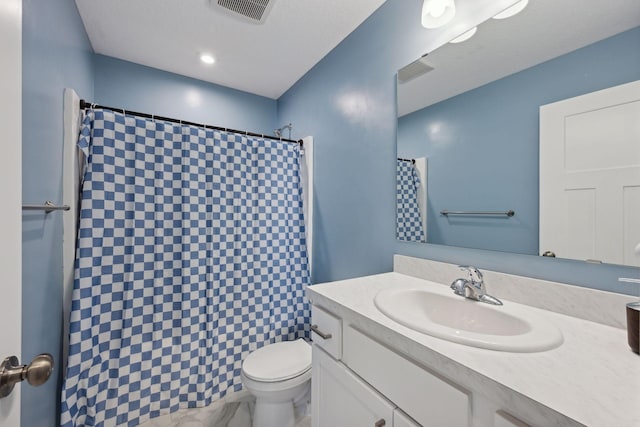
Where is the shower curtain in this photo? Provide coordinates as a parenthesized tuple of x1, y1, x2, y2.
(396, 159, 425, 242)
(61, 109, 310, 427)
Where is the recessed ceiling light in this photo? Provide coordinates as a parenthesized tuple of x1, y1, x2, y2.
(200, 53, 215, 65)
(493, 0, 528, 19)
(449, 26, 477, 43)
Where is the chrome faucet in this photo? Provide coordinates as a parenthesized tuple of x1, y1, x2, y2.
(450, 265, 503, 305)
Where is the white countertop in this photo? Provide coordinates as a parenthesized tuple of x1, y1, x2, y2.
(307, 272, 640, 427)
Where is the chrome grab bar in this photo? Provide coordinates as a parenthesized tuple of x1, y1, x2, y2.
(441, 209, 514, 217)
(22, 201, 70, 213)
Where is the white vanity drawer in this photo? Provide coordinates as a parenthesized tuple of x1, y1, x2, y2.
(343, 326, 470, 427)
(311, 305, 342, 359)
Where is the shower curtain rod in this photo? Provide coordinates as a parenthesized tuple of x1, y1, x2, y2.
(398, 157, 415, 164)
(79, 100, 303, 147)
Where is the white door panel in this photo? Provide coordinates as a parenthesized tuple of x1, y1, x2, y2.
(564, 100, 640, 171)
(540, 80, 640, 266)
(0, 0, 23, 425)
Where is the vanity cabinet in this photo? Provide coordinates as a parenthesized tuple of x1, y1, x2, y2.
(312, 344, 396, 427)
(311, 304, 530, 427)
(343, 326, 470, 426)
(494, 411, 529, 427)
(393, 410, 422, 427)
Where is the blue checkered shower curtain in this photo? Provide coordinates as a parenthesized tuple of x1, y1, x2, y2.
(61, 109, 310, 426)
(396, 159, 425, 242)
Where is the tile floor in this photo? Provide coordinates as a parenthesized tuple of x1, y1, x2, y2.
(140, 390, 311, 427)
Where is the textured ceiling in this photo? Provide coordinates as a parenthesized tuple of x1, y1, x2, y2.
(398, 0, 640, 116)
(75, 0, 387, 99)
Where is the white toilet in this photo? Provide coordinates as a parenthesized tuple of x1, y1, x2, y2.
(241, 338, 312, 427)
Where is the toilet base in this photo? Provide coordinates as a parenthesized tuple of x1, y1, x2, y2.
(253, 400, 295, 427)
(243, 372, 310, 427)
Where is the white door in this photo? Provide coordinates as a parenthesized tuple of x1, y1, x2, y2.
(540, 80, 640, 266)
(312, 345, 394, 427)
(0, 0, 23, 425)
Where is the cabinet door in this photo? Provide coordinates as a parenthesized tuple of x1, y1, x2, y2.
(394, 409, 422, 427)
(312, 344, 394, 427)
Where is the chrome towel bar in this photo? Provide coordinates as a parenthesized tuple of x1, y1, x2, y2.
(441, 210, 515, 217)
(22, 201, 70, 213)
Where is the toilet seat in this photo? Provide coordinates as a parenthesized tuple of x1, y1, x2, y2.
(242, 339, 311, 383)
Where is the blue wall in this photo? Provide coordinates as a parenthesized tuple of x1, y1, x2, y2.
(277, 1, 423, 284)
(93, 55, 278, 136)
(278, 0, 640, 295)
(276, 0, 508, 284)
(21, 0, 94, 426)
(398, 28, 640, 255)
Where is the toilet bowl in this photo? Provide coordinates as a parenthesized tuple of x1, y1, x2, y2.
(241, 339, 312, 427)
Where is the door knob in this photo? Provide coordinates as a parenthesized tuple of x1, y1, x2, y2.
(0, 353, 54, 398)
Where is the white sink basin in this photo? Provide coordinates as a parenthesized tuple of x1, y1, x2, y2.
(374, 288, 563, 352)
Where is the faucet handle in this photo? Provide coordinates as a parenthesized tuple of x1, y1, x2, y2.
(457, 265, 484, 283)
(450, 278, 467, 296)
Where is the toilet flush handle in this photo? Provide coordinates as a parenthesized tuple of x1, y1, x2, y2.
(374, 419, 386, 427)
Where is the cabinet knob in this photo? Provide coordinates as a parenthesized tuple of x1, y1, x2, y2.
(374, 419, 386, 427)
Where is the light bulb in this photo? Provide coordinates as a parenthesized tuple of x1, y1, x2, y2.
(422, 0, 456, 29)
(431, 1, 446, 18)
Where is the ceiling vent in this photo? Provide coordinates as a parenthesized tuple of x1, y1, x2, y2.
(210, 0, 277, 24)
(398, 55, 434, 84)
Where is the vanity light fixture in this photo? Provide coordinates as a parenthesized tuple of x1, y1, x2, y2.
(493, 0, 528, 19)
(421, 0, 456, 29)
(200, 53, 215, 65)
(449, 26, 477, 43)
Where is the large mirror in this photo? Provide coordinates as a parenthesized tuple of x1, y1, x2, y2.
(396, 0, 640, 266)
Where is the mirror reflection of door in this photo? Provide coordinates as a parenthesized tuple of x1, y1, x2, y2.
(540, 80, 640, 267)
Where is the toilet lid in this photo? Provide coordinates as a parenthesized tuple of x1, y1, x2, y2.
(242, 339, 311, 382)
